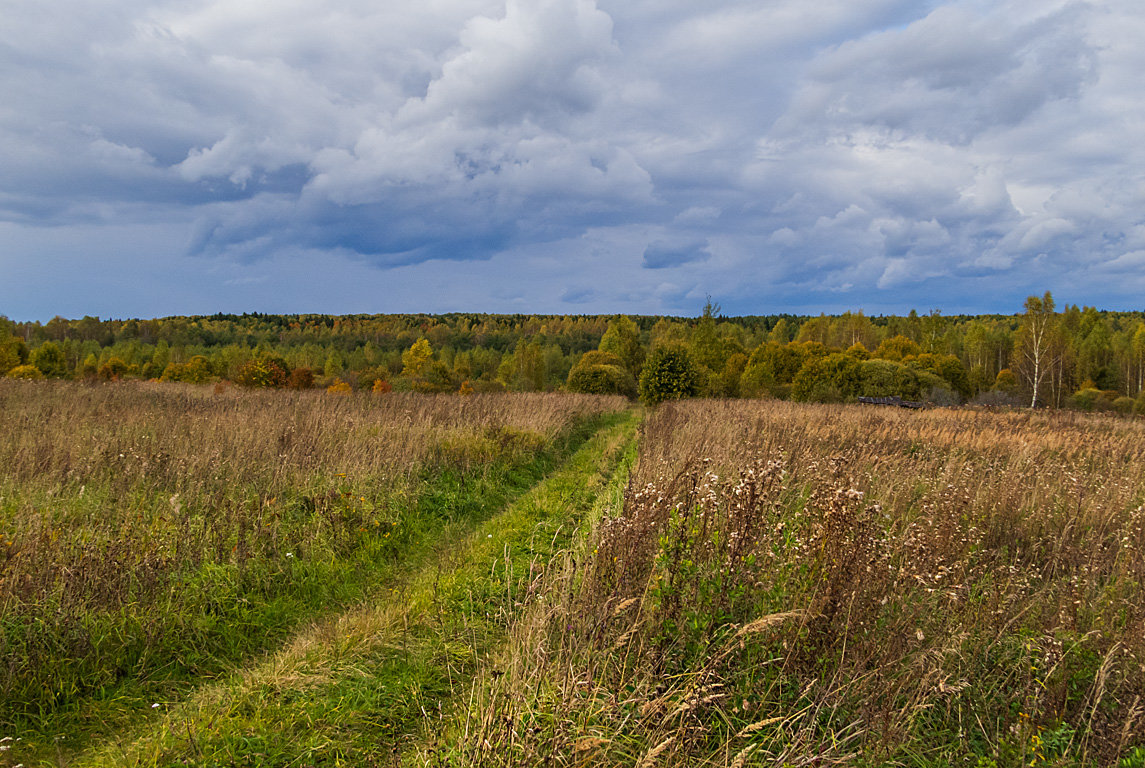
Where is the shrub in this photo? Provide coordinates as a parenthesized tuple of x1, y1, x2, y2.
(413, 361, 456, 394)
(907, 353, 970, 401)
(576, 350, 624, 369)
(160, 356, 214, 384)
(1113, 396, 1136, 413)
(858, 359, 921, 399)
(598, 315, 644, 377)
(287, 367, 315, 390)
(750, 341, 830, 386)
(791, 352, 862, 402)
(567, 353, 638, 398)
(472, 379, 507, 393)
(30, 341, 68, 378)
(916, 370, 954, 403)
(326, 380, 352, 395)
(710, 352, 748, 397)
(638, 346, 701, 407)
(97, 356, 130, 381)
(873, 334, 922, 361)
(994, 368, 1019, 394)
(80, 353, 99, 380)
(140, 360, 166, 380)
(6, 364, 43, 380)
(739, 357, 776, 398)
(355, 366, 391, 392)
(1069, 387, 1120, 412)
(1070, 388, 1101, 411)
(0, 335, 27, 375)
(924, 385, 959, 406)
(233, 357, 289, 388)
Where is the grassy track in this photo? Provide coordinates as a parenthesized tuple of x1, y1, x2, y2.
(62, 410, 639, 767)
(0, 385, 623, 762)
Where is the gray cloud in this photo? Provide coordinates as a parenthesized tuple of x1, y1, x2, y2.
(560, 286, 596, 304)
(782, 3, 1097, 144)
(2, 0, 1144, 320)
(642, 240, 711, 270)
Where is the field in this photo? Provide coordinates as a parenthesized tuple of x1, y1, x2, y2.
(2, 383, 1143, 766)
(430, 401, 1145, 767)
(0, 381, 632, 764)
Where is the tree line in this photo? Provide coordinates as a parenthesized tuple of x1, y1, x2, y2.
(2, 295, 1144, 412)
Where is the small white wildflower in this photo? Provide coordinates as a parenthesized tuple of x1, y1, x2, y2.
(286, 552, 294, 558)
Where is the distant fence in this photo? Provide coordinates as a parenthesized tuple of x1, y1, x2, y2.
(857, 395, 925, 409)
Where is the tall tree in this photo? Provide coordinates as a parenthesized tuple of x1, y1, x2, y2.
(400, 338, 433, 380)
(598, 315, 644, 378)
(767, 318, 792, 344)
(690, 300, 725, 372)
(1133, 324, 1145, 394)
(1016, 292, 1058, 408)
(513, 340, 546, 391)
(795, 314, 831, 345)
(830, 311, 877, 350)
(920, 309, 949, 353)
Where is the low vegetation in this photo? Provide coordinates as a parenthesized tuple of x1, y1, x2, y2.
(439, 400, 1145, 766)
(70, 410, 639, 767)
(0, 380, 625, 762)
(4, 379, 1143, 766)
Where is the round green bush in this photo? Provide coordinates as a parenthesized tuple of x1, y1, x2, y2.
(638, 347, 701, 407)
(567, 363, 637, 398)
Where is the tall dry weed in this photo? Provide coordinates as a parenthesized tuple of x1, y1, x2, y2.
(454, 399, 1145, 766)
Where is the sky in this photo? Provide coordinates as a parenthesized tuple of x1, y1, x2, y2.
(2, 0, 1144, 321)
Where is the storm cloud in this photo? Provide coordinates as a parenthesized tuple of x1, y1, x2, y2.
(2, 0, 1143, 319)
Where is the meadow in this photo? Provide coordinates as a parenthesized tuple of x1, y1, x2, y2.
(436, 400, 1145, 767)
(2, 382, 1143, 767)
(0, 380, 628, 762)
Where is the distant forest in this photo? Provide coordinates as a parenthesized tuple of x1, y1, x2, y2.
(3, 293, 1144, 412)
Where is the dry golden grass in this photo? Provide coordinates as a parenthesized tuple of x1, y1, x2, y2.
(0, 379, 625, 741)
(0, 381, 622, 610)
(443, 399, 1145, 767)
(0, 379, 623, 488)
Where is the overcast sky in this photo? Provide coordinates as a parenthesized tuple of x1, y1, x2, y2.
(2, 0, 1143, 321)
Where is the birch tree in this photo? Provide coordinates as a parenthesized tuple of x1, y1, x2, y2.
(1133, 324, 1145, 395)
(1016, 292, 1057, 408)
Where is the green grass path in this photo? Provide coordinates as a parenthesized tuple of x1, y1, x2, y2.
(65, 410, 639, 768)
